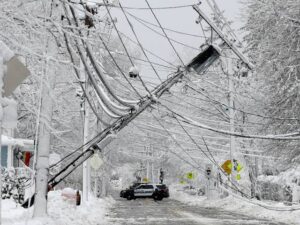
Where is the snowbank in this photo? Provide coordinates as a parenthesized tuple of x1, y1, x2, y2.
(258, 166, 300, 186)
(3, 190, 115, 225)
(170, 186, 300, 225)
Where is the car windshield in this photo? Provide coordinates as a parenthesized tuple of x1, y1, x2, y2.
(157, 184, 167, 189)
(131, 183, 141, 188)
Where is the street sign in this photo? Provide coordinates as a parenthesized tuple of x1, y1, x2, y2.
(142, 177, 149, 183)
(0, 41, 30, 97)
(221, 159, 232, 175)
(4, 56, 30, 97)
(186, 172, 195, 180)
(221, 159, 243, 176)
(90, 154, 103, 170)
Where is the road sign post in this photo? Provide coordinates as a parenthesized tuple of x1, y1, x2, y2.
(205, 164, 219, 200)
(205, 164, 213, 200)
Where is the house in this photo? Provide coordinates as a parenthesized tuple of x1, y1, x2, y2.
(1, 135, 34, 168)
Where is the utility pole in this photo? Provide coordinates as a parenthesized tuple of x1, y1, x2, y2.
(82, 99, 90, 201)
(145, 146, 149, 182)
(151, 144, 154, 183)
(0, 52, 3, 225)
(227, 56, 237, 186)
(81, 59, 90, 201)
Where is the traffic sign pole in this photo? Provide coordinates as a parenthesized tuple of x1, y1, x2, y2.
(205, 164, 213, 200)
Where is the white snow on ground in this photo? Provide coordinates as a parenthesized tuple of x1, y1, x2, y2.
(3, 190, 115, 225)
(170, 186, 300, 225)
(258, 166, 300, 187)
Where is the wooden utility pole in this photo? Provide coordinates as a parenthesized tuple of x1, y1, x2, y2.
(0, 50, 3, 225)
(82, 81, 90, 202)
(227, 57, 236, 184)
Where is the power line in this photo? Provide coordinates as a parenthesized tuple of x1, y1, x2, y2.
(110, 50, 176, 70)
(130, 10, 200, 52)
(97, 33, 142, 98)
(150, 112, 203, 167)
(149, 111, 253, 197)
(173, 114, 252, 195)
(187, 84, 300, 121)
(161, 96, 229, 121)
(103, 1, 152, 94)
(144, 0, 185, 66)
(111, 3, 199, 10)
(164, 106, 300, 140)
(125, 11, 206, 39)
(70, 1, 199, 10)
(66, 2, 138, 110)
(62, 30, 110, 127)
(118, 2, 163, 82)
(119, 31, 178, 68)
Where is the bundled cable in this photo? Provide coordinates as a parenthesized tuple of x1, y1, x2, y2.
(66, 1, 139, 109)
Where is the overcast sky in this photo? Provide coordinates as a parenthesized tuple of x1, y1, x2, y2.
(105, 0, 245, 83)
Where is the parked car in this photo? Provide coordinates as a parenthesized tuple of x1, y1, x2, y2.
(120, 183, 169, 201)
(120, 182, 146, 198)
(156, 184, 169, 198)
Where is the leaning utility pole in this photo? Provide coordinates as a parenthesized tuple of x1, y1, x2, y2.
(22, 44, 221, 208)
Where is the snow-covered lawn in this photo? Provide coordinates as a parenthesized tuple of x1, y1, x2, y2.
(171, 186, 300, 225)
(3, 190, 115, 225)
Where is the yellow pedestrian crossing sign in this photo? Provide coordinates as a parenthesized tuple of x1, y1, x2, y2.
(186, 172, 195, 180)
(142, 178, 149, 183)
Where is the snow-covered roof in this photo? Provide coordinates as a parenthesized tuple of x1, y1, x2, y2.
(1, 135, 34, 147)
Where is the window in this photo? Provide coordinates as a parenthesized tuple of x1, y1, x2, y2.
(157, 185, 166, 189)
(136, 185, 145, 189)
(1, 146, 8, 167)
(144, 185, 154, 189)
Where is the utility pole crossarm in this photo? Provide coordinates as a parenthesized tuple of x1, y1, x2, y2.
(193, 5, 254, 70)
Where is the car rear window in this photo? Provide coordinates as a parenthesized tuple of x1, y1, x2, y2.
(144, 185, 154, 189)
(157, 185, 166, 189)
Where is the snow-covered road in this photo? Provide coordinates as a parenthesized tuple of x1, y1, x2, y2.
(106, 197, 288, 225)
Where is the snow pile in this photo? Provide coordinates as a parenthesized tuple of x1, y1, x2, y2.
(170, 185, 300, 225)
(258, 166, 300, 186)
(3, 190, 115, 225)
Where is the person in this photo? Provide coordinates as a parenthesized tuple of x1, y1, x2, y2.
(76, 190, 81, 206)
(292, 179, 300, 203)
(159, 169, 164, 184)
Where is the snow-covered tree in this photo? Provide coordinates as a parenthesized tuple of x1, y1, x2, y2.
(243, 0, 300, 168)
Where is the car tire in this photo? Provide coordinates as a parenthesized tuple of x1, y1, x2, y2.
(126, 194, 133, 200)
(153, 194, 163, 201)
